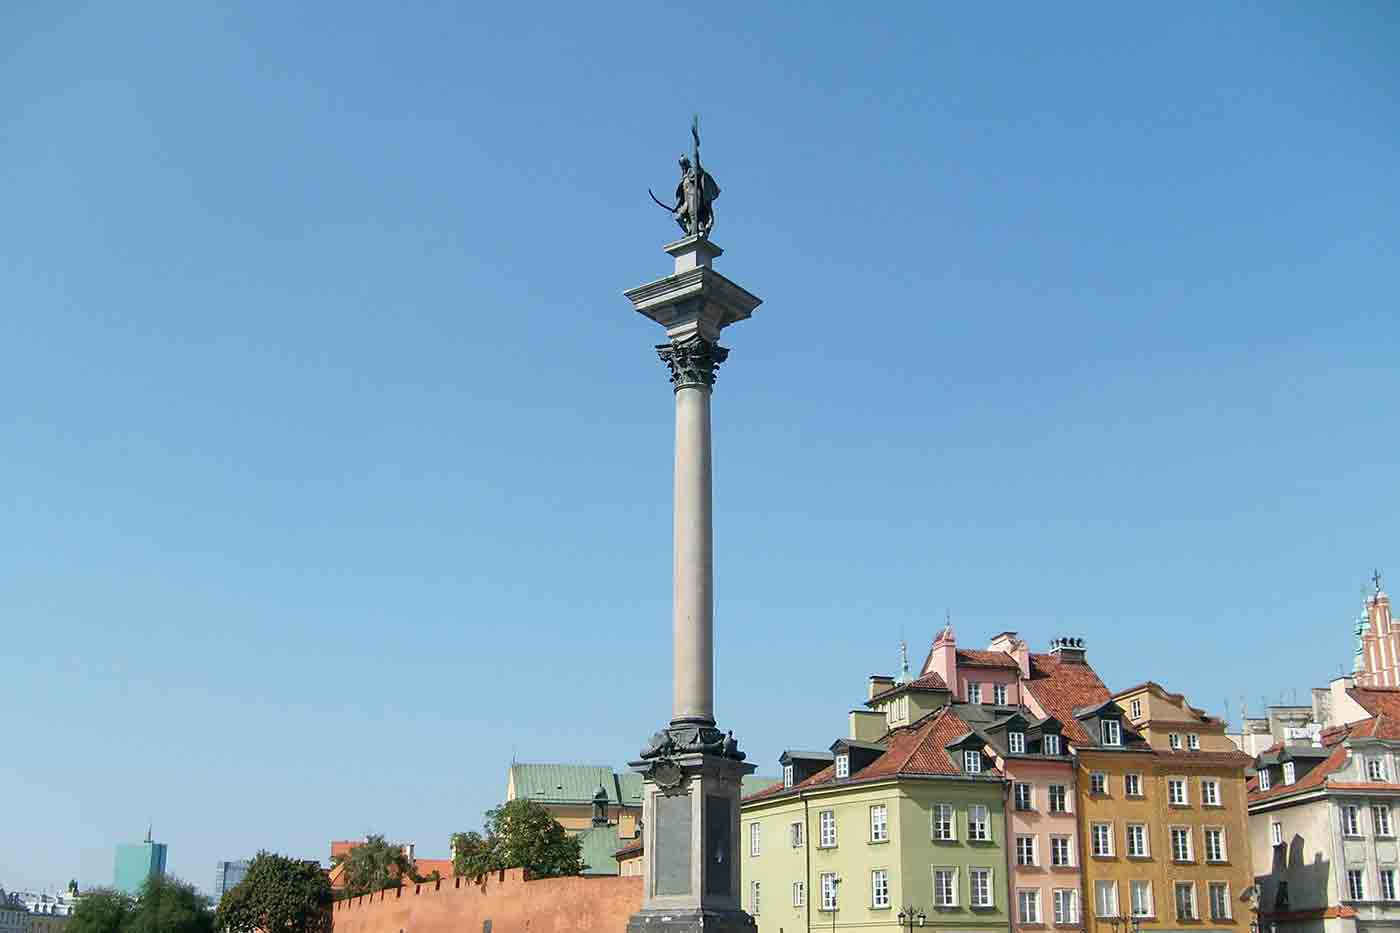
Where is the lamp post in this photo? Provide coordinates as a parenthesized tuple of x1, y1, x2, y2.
(896, 906, 926, 933)
(830, 877, 841, 933)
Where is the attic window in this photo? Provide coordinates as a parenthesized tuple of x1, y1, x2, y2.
(1259, 769, 1272, 791)
(964, 750, 982, 774)
(783, 764, 794, 788)
(1283, 762, 1296, 785)
(1044, 734, 1061, 756)
(835, 754, 850, 780)
(1009, 732, 1025, 754)
(1101, 719, 1122, 747)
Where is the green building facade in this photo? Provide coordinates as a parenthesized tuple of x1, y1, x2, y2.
(113, 836, 166, 895)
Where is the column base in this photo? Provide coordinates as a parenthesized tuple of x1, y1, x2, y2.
(627, 908, 757, 933)
(640, 721, 746, 761)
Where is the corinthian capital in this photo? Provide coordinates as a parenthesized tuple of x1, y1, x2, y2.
(656, 336, 729, 389)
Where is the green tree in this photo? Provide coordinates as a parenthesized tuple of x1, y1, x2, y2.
(216, 851, 332, 933)
(331, 835, 422, 898)
(66, 888, 133, 933)
(125, 876, 213, 933)
(451, 799, 584, 880)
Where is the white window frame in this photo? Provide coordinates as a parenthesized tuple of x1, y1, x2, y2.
(1259, 768, 1272, 791)
(1202, 778, 1220, 806)
(1054, 888, 1080, 924)
(970, 867, 994, 908)
(1090, 771, 1108, 795)
(1130, 880, 1154, 918)
(1271, 820, 1283, 846)
(1382, 869, 1397, 901)
(1095, 880, 1119, 918)
(870, 804, 888, 843)
(871, 869, 889, 909)
(819, 809, 837, 847)
(1016, 834, 1037, 867)
(1044, 734, 1061, 755)
(1168, 777, 1188, 806)
(750, 880, 761, 915)
(1375, 805, 1394, 837)
(964, 750, 982, 773)
(968, 804, 989, 842)
(1050, 834, 1073, 867)
(933, 803, 956, 841)
(835, 753, 850, 779)
(1130, 698, 1142, 719)
(1369, 757, 1388, 782)
(1344, 804, 1362, 837)
(790, 821, 804, 848)
(1175, 882, 1197, 921)
(1283, 761, 1296, 785)
(1009, 731, 1025, 754)
(820, 872, 839, 911)
(1169, 732, 1181, 750)
(1188, 732, 1200, 750)
(1092, 822, 1114, 857)
(1348, 868, 1366, 901)
(1015, 782, 1034, 811)
(1126, 823, 1149, 858)
(1018, 888, 1042, 924)
(1125, 772, 1143, 797)
(933, 867, 958, 908)
(1102, 718, 1122, 746)
(783, 763, 794, 787)
(967, 682, 982, 704)
(1170, 825, 1193, 862)
(792, 881, 805, 907)
(1209, 882, 1230, 920)
(750, 821, 761, 857)
(994, 683, 1008, 705)
(1205, 826, 1226, 862)
(1049, 783, 1069, 813)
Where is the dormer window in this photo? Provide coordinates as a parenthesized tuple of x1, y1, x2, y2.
(835, 753, 850, 779)
(964, 750, 982, 773)
(784, 764, 794, 787)
(1130, 698, 1142, 719)
(1283, 762, 1296, 785)
(1044, 734, 1061, 755)
(1009, 732, 1025, 754)
(1259, 769, 1272, 791)
(1101, 719, 1122, 747)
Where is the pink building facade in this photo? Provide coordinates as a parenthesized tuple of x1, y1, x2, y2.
(1355, 588, 1400, 686)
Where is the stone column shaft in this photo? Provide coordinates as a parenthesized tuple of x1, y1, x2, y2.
(672, 382, 714, 725)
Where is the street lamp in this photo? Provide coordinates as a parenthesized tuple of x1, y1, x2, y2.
(829, 877, 841, 933)
(897, 906, 926, 933)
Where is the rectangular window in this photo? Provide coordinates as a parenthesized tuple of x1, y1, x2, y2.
(1369, 758, 1388, 782)
(933, 803, 955, 841)
(1125, 772, 1143, 797)
(1171, 826, 1193, 862)
(1168, 777, 1188, 805)
(783, 764, 793, 787)
(1130, 880, 1153, 918)
(1169, 732, 1181, 750)
(1202, 779, 1220, 806)
(1126, 823, 1148, 858)
(1051, 835, 1072, 867)
(790, 821, 804, 847)
(819, 809, 837, 847)
(1188, 733, 1200, 750)
(1009, 731, 1025, 754)
(1205, 827, 1226, 862)
(1092, 822, 1113, 856)
(870, 804, 888, 842)
(1130, 698, 1142, 719)
(967, 682, 982, 704)
(750, 822, 761, 857)
(1209, 882, 1230, 920)
(1090, 771, 1108, 795)
(1344, 805, 1362, 837)
(968, 805, 990, 842)
(994, 683, 1008, 705)
(964, 750, 982, 773)
(1259, 769, 1272, 791)
(1054, 888, 1079, 925)
(934, 868, 958, 907)
(1095, 880, 1119, 918)
(1382, 869, 1397, 901)
(1018, 889, 1041, 924)
(1348, 869, 1366, 901)
(1283, 761, 1296, 785)
(1016, 835, 1037, 866)
(1044, 734, 1061, 755)
(1015, 783, 1033, 811)
(820, 872, 839, 911)
(792, 881, 805, 907)
(871, 870, 889, 909)
(1049, 784, 1068, 813)
(750, 881, 760, 915)
(1375, 805, 1393, 837)
(1102, 719, 1122, 746)
(835, 753, 850, 779)
(1271, 821, 1283, 846)
(1175, 883, 1196, 921)
(970, 867, 993, 907)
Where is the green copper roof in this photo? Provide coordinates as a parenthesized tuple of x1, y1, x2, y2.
(511, 763, 778, 805)
(576, 823, 622, 876)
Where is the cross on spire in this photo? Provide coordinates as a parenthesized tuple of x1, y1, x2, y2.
(1374, 569, 1385, 595)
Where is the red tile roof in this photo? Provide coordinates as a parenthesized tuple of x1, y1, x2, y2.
(1023, 653, 1112, 745)
(1248, 722, 1357, 803)
(868, 671, 949, 703)
(957, 649, 1020, 670)
(1349, 687, 1400, 719)
(615, 842, 643, 859)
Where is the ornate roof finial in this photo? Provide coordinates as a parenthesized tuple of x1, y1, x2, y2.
(1374, 568, 1385, 596)
(897, 641, 911, 685)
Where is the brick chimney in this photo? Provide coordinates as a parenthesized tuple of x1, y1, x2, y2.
(1048, 636, 1087, 664)
(925, 625, 957, 692)
(988, 631, 1030, 678)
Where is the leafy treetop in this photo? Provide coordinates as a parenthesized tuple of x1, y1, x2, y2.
(451, 798, 584, 880)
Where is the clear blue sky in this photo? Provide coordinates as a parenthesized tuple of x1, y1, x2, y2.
(3, 1, 1397, 894)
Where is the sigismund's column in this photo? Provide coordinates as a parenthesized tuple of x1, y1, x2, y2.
(624, 123, 761, 933)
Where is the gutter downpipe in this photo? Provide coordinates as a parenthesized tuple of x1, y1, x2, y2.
(803, 791, 812, 933)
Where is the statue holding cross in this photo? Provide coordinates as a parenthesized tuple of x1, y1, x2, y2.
(650, 116, 721, 238)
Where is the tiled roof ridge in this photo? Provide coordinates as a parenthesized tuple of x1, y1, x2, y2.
(889, 706, 970, 773)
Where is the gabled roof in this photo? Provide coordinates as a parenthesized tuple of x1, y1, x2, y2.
(1349, 688, 1400, 721)
(867, 671, 949, 705)
(1112, 681, 1224, 726)
(1022, 652, 1112, 745)
(576, 824, 622, 876)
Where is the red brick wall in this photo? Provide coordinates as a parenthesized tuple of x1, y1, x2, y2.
(331, 869, 642, 933)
